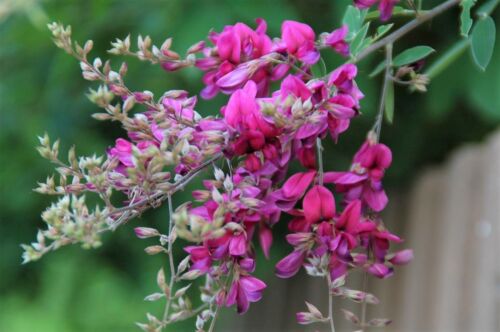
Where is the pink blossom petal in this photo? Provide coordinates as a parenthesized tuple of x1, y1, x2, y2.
(275, 250, 306, 278)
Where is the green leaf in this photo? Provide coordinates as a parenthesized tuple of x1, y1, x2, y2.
(375, 24, 394, 40)
(342, 5, 367, 40)
(470, 16, 496, 71)
(350, 22, 370, 56)
(393, 46, 435, 67)
(369, 60, 387, 78)
(385, 79, 394, 124)
(460, 0, 477, 37)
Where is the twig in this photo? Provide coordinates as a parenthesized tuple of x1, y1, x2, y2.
(373, 44, 393, 140)
(360, 272, 368, 331)
(316, 137, 324, 186)
(162, 194, 177, 323)
(355, 0, 461, 63)
(326, 273, 336, 332)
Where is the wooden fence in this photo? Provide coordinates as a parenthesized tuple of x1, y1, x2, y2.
(221, 130, 500, 332)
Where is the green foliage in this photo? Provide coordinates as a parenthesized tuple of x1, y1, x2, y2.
(0, 0, 498, 330)
(460, 0, 477, 36)
(385, 79, 395, 124)
(470, 16, 496, 71)
(350, 22, 371, 56)
(342, 5, 367, 40)
(393, 46, 435, 67)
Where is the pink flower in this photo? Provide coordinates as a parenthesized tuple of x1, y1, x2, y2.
(196, 19, 275, 98)
(281, 20, 320, 65)
(184, 245, 213, 273)
(303, 185, 335, 224)
(368, 262, 393, 278)
(328, 64, 364, 106)
(279, 74, 312, 101)
(324, 140, 392, 211)
(323, 25, 349, 56)
(226, 275, 266, 314)
(272, 171, 316, 210)
(259, 225, 273, 259)
(388, 249, 414, 265)
(223, 81, 277, 138)
(229, 232, 247, 256)
(275, 249, 306, 278)
(108, 138, 133, 168)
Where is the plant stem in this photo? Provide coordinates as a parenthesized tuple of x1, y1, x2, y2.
(355, 0, 461, 63)
(316, 137, 324, 186)
(103, 152, 222, 222)
(326, 274, 336, 332)
(207, 303, 221, 332)
(162, 194, 177, 323)
(373, 43, 393, 140)
(360, 272, 368, 331)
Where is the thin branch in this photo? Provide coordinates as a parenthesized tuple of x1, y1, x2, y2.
(373, 43, 393, 140)
(326, 273, 336, 332)
(355, 0, 461, 63)
(162, 194, 177, 324)
(360, 272, 369, 331)
(106, 152, 223, 218)
(316, 137, 324, 186)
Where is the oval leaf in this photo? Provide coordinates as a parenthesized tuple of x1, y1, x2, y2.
(393, 46, 435, 67)
(385, 79, 394, 124)
(471, 16, 496, 71)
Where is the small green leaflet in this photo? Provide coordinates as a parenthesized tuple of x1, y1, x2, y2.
(460, 0, 477, 37)
(385, 79, 395, 124)
(342, 5, 367, 41)
(350, 22, 371, 56)
(375, 24, 394, 40)
(369, 60, 387, 78)
(471, 16, 496, 71)
(393, 46, 435, 67)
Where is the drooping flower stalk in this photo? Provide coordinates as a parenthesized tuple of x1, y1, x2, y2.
(24, 0, 472, 330)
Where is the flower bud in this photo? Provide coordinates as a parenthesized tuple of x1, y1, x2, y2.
(134, 227, 159, 239)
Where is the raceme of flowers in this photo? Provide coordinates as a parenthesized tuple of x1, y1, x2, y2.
(26, 4, 412, 332)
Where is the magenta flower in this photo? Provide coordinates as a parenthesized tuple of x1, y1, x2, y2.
(196, 19, 275, 98)
(272, 170, 316, 210)
(281, 20, 320, 64)
(226, 270, 266, 314)
(322, 25, 349, 56)
(388, 249, 414, 265)
(324, 139, 392, 211)
(275, 249, 307, 278)
(303, 185, 336, 224)
(223, 81, 277, 138)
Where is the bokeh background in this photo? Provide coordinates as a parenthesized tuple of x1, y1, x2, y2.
(1, 0, 498, 331)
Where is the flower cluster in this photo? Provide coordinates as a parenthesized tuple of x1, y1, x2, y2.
(275, 136, 412, 285)
(27, 11, 416, 331)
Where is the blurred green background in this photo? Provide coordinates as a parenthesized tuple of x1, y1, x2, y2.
(0, 0, 498, 331)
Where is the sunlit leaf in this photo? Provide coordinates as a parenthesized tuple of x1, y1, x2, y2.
(470, 16, 496, 71)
